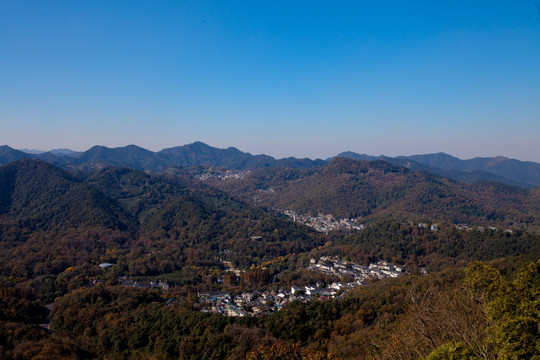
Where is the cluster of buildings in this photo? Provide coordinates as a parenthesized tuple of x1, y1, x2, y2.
(117, 277, 170, 291)
(199, 290, 294, 317)
(197, 257, 405, 317)
(283, 210, 365, 233)
(417, 222, 439, 231)
(308, 257, 405, 281)
(195, 168, 250, 181)
(415, 221, 513, 234)
(455, 224, 513, 234)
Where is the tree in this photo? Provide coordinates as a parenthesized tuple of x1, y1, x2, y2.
(245, 341, 338, 360)
(426, 342, 480, 360)
(486, 260, 540, 359)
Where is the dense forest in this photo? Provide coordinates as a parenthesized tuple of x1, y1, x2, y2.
(0, 158, 538, 359)
(1, 260, 538, 359)
(209, 157, 540, 230)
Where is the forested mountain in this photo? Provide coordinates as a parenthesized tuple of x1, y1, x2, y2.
(3, 158, 535, 280)
(338, 151, 540, 188)
(3, 143, 538, 188)
(0, 158, 539, 359)
(0, 159, 135, 231)
(210, 157, 540, 230)
(0, 159, 326, 278)
(0, 143, 325, 172)
(0, 145, 34, 164)
(85, 167, 190, 222)
(86, 166, 325, 272)
(0, 160, 137, 280)
(68, 145, 167, 171)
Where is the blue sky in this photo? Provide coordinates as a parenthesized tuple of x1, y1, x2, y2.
(1, 1, 539, 161)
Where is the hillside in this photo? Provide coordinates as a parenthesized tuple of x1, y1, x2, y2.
(84, 167, 191, 223)
(0, 159, 136, 231)
(339, 151, 540, 188)
(0, 159, 138, 278)
(0, 160, 327, 278)
(86, 167, 326, 271)
(209, 157, 540, 229)
(1, 161, 539, 360)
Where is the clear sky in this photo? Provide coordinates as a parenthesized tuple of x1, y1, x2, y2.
(1, 1, 539, 161)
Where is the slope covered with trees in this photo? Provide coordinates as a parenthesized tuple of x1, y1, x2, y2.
(210, 157, 540, 230)
(0, 160, 138, 278)
(0, 160, 327, 279)
(2, 259, 536, 359)
(0, 158, 538, 359)
(0, 159, 135, 231)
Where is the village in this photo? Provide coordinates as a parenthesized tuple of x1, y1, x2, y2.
(195, 168, 250, 181)
(282, 210, 365, 232)
(196, 257, 405, 317)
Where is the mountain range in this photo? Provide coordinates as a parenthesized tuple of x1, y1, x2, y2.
(338, 151, 540, 188)
(0, 159, 324, 278)
(2, 156, 538, 280)
(209, 157, 540, 229)
(1, 142, 539, 188)
(1, 158, 538, 359)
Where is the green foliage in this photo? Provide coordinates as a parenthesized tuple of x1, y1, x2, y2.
(425, 342, 480, 360)
(0, 159, 136, 231)
(464, 261, 504, 303)
(485, 260, 540, 359)
(50, 286, 268, 359)
(333, 221, 539, 272)
(459, 260, 540, 360)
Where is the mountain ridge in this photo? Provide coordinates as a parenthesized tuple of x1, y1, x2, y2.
(337, 151, 540, 188)
(1, 143, 538, 187)
(209, 156, 540, 230)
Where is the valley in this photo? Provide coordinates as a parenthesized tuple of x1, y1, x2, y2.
(0, 153, 538, 359)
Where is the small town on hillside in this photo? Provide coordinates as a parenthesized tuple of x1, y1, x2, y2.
(195, 168, 250, 180)
(196, 257, 405, 317)
(282, 210, 365, 232)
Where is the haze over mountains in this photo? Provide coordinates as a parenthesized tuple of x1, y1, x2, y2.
(1, 142, 539, 188)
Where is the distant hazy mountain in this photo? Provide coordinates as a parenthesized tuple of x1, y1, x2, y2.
(18, 148, 80, 156)
(0, 145, 32, 163)
(19, 148, 45, 154)
(1, 143, 539, 188)
(50, 148, 80, 156)
(0, 142, 326, 171)
(158, 141, 326, 169)
(64, 144, 169, 171)
(158, 141, 277, 169)
(337, 151, 540, 188)
(402, 153, 540, 188)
